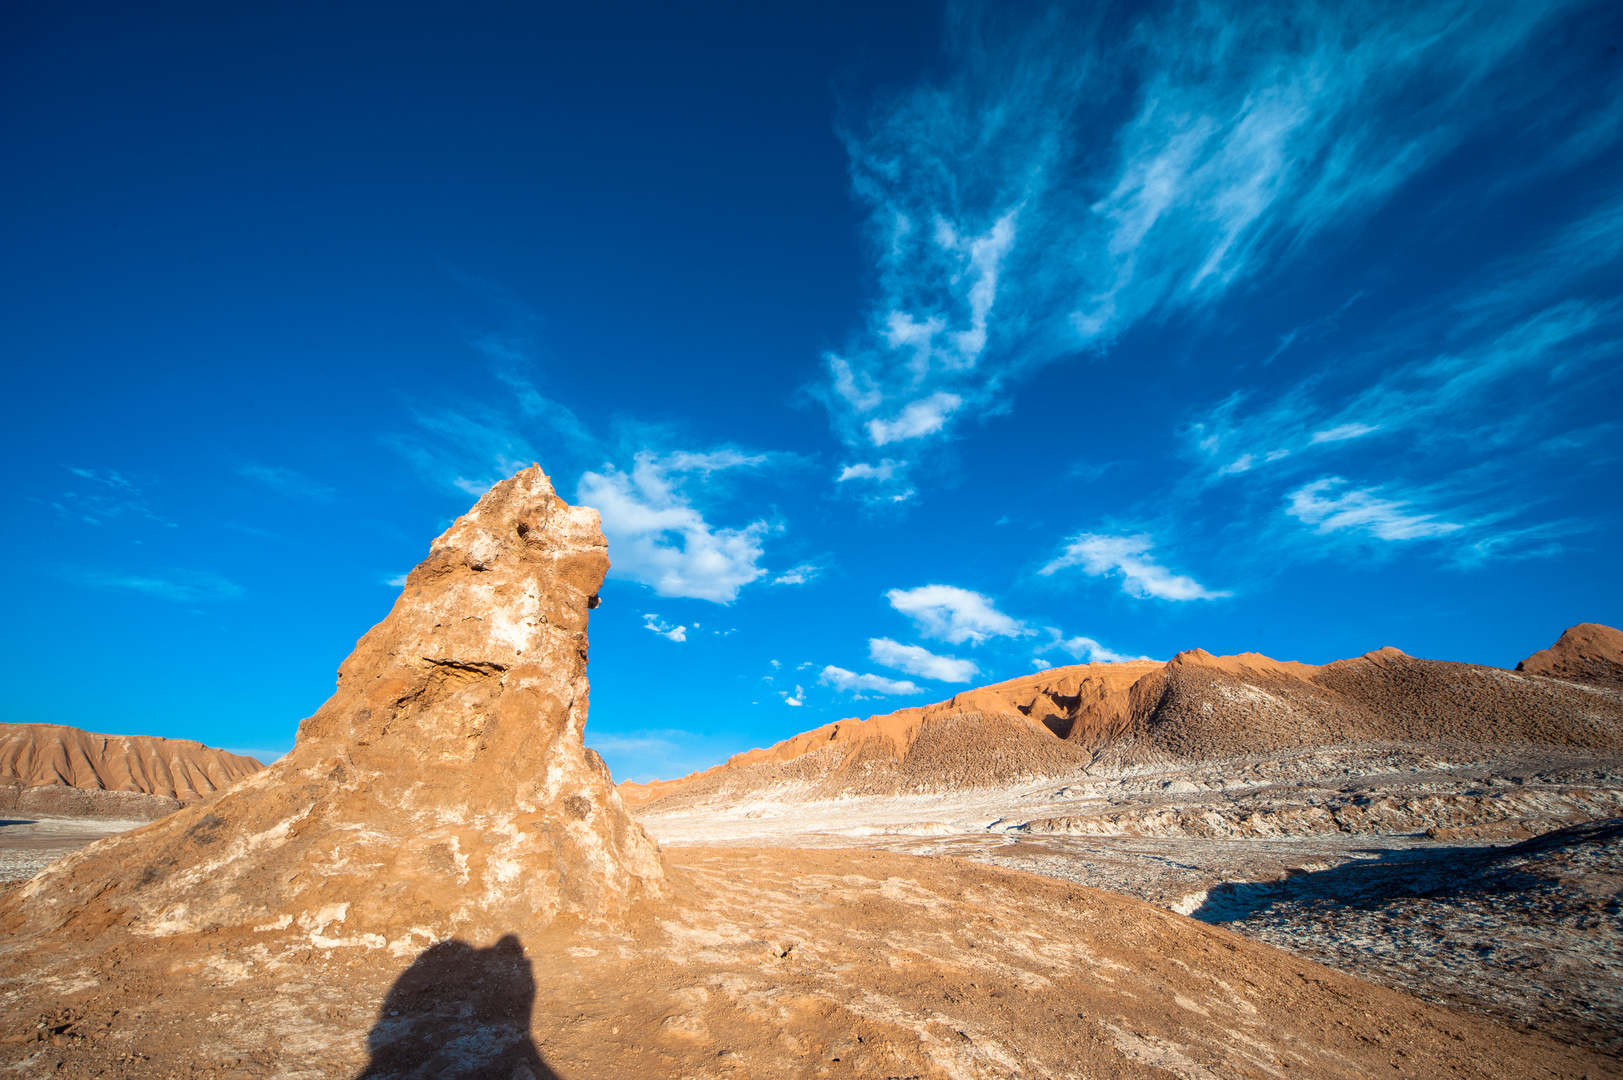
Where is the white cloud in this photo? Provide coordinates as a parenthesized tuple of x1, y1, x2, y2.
(819, 666, 922, 696)
(868, 638, 979, 683)
(67, 568, 244, 603)
(1218, 454, 1254, 475)
(384, 573, 408, 588)
(579, 450, 770, 603)
(1286, 478, 1463, 541)
(780, 686, 805, 707)
(771, 563, 822, 586)
(641, 614, 688, 642)
(238, 464, 338, 503)
(866, 392, 963, 446)
(885, 584, 1029, 645)
(1309, 423, 1378, 444)
(818, 2, 1576, 457)
(1036, 630, 1149, 664)
(1039, 533, 1228, 601)
(836, 459, 906, 482)
(769, 659, 781, 669)
(1031, 658, 1052, 671)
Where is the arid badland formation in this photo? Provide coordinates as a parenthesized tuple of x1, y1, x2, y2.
(1, 466, 1619, 1078)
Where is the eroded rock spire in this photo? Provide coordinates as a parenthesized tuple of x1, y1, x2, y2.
(10, 465, 663, 952)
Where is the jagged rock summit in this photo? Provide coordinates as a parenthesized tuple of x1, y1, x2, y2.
(6, 465, 663, 952)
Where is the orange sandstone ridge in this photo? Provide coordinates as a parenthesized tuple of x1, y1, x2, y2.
(622, 632, 1623, 809)
(1517, 621, 1623, 687)
(0, 722, 262, 803)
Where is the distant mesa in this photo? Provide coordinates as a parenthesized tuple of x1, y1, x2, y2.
(623, 627, 1623, 811)
(0, 723, 262, 821)
(1516, 622, 1623, 688)
(4, 465, 663, 950)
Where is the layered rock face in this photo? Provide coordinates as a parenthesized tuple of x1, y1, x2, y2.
(7, 466, 663, 950)
(0, 723, 262, 802)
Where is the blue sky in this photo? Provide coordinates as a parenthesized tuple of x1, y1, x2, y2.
(4, 1, 1620, 781)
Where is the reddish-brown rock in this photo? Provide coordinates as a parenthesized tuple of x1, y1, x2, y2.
(1517, 622, 1623, 688)
(6, 465, 663, 951)
(625, 632, 1623, 809)
(0, 722, 261, 803)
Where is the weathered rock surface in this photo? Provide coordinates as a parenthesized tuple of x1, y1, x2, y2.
(1518, 622, 1623, 688)
(2, 465, 663, 952)
(0, 723, 262, 821)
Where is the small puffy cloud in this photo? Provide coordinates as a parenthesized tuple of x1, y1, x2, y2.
(579, 450, 770, 603)
(1286, 478, 1463, 540)
(868, 637, 979, 683)
(886, 585, 1029, 645)
(1309, 423, 1379, 444)
(1036, 630, 1150, 664)
(769, 659, 781, 669)
(1218, 454, 1254, 475)
(819, 666, 922, 696)
(780, 685, 805, 706)
(836, 459, 906, 482)
(384, 573, 409, 588)
(867, 392, 963, 446)
(238, 464, 338, 503)
(1032, 658, 1053, 671)
(772, 563, 822, 586)
(641, 614, 687, 642)
(1039, 533, 1228, 601)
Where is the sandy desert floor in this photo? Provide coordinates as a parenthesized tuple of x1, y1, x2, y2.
(1, 746, 1619, 1076)
(1, 845, 1619, 1079)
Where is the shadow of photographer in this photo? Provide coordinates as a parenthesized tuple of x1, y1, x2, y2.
(357, 933, 558, 1080)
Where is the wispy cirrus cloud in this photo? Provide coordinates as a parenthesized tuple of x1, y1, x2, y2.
(65, 567, 244, 603)
(816, 0, 1592, 479)
(886, 584, 1029, 645)
(1285, 479, 1463, 542)
(868, 637, 978, 683)
(53, 467, 171, 527)
(1182, 194, 1623, 561)
(1039, 533, 1227, 601)
(771, 563, 823, 587)
(237, 464, 338, 503)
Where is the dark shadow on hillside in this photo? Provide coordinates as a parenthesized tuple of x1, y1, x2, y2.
(357, 934, 558, 1080)
(1189, 817, 1623, 924)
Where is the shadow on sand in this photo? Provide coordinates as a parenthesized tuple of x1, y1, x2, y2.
(357, 934, 559, 1080)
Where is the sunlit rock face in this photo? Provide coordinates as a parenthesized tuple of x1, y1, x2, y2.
(9, 465, 664, 953)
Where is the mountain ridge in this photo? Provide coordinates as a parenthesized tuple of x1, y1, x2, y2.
(620, 629, 1623, 810)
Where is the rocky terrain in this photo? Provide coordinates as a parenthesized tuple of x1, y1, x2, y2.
(0, 469, 1615, 1077)
(625, 623, 1623, 1069)
(625, 634, 1623, 814)
(0, 724, 263, 822)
